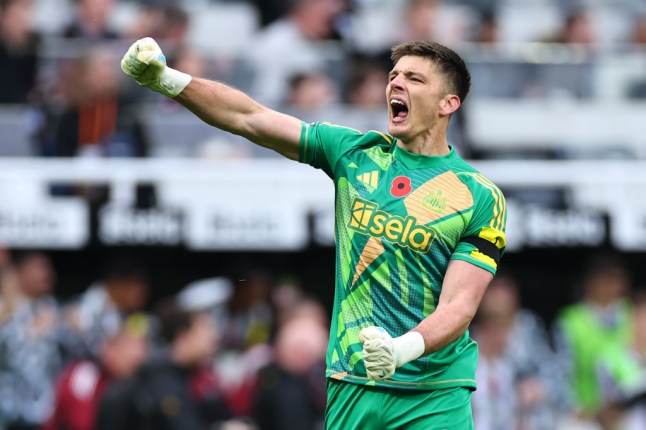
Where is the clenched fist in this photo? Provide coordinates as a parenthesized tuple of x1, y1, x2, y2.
(359, 326, 426, 381)
(360, 326, 397, 380)
(120, 37, 191, 98)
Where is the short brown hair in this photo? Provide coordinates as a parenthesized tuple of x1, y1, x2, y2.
(391, 40, 471, 103)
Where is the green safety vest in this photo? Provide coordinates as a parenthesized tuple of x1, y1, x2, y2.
(599, 346, 645, 393)
(559, 301, 633, 413)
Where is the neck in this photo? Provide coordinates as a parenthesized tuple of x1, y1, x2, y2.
(397, 133, 450, 156)
(395, 118, 451, 156)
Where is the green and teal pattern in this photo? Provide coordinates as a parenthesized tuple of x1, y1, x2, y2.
(300, 122, 507, 391)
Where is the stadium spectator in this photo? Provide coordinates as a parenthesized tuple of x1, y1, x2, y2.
(97, 297, 232, 430)
(271, 276, 328, 330)
(212, 268, 274, 417)
(339, 55, 394, 134)
(346, 56, 388, 107)
(539, 8, 597, 49)
(286, 71, 339, 109)
(395, 0, 440, 44)
(471, 281, 519, 430)
(470, 9, 500, 45)
(67, 254, 150, 357)
(596, 290, 646, 430)
(0, 251, 74, 430)
(41, 47, 149, 158)
(252, 313, 328, 430)
(62, 0, 119, 40)
(177, 276, 233, 340)
(0, 0, 42, 104)
(0, 247, 19, 324)
(43, 315, 150, 430)
(246, 0, 346, 105)
(121, 36, 507, 429)
(625, 14, 646, 98)
(123, 3, 190, 54)
(629, 14, 646, 46)
(221, 268, 274, 352)
(553, 252, 634, 428)
(361, 0, 472, 56)
(268, 275, 306, 325)
(472, 271, 570, 430)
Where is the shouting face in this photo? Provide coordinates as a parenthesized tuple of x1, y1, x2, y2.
(386, 56, 459, 146)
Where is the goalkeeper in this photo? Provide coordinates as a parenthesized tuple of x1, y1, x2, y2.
(121, 37, 506, 429)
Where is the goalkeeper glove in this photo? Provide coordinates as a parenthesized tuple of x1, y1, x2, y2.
(359, 326, 425, 380)
(120, 37, 192, 98)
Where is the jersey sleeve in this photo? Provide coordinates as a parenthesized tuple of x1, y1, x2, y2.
(451, 174, 507, 274)
(298, 121, 363, 178)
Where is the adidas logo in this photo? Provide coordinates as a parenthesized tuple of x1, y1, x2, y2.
(357, 171, 379, 188)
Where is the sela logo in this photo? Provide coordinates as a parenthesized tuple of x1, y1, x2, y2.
(347, 198, 436, 252)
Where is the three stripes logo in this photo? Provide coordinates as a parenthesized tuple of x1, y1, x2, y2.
(356, 171, 379, 189)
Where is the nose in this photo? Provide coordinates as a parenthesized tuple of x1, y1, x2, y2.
(389, 73, 405, 91)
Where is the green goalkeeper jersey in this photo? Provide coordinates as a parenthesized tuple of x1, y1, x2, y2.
(299, 122, 507, 391)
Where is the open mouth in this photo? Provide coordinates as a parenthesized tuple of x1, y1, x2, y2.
(390, 98, 409, 122)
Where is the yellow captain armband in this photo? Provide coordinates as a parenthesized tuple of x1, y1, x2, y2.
(460, 236, 500, 265)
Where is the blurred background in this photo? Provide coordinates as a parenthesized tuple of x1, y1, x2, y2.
(1, 0, 646, 429)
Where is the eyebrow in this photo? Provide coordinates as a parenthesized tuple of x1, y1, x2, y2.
(388, 70, 426, 80)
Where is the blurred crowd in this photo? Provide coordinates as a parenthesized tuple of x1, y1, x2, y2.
(0, 247, 330, 430)
(0, 245, 645, 430)
(1, 0, 646, 159)
(1, 2, 646, 428)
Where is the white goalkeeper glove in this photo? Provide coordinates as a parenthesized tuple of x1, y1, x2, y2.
(120, 37, 192, 98)
(359, 326, 425, 380)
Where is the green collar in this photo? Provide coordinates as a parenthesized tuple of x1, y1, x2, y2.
(392, 140, 458, 170)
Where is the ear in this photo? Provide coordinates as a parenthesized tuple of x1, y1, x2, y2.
(439, 94, 461, 116)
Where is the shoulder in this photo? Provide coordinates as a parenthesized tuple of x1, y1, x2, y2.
(307, 122, 392, 147)
(451, 158, 496, 188)
(454, 167, 504, 203)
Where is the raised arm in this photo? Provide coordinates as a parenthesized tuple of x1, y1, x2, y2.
(175, 78, 302, 159)
(120, 37, 302, 160)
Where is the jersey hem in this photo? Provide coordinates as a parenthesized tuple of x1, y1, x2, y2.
(326, 371, 477, 391)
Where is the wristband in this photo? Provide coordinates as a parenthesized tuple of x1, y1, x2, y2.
(393, 331, 425, 367)
(157, 67, 192, 98)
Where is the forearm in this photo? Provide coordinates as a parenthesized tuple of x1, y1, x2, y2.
(412, 299, 475, 355)
(175, 78, 262, 137)
(176, 78, 301, 159)
(121, 38, 301, 159)
(362, 306, 472, 371)
(413, 260, 492, 355)
(360, 262, 490, 380)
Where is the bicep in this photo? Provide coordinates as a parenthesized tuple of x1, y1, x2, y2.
(241, 108, 302, 160)
(176, 78, 303, 160)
